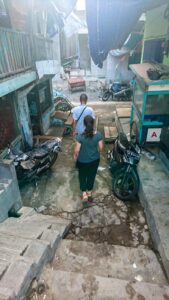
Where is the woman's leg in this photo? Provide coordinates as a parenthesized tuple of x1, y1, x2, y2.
(86, 159, 100, 191)
(77, 161, 88, 192)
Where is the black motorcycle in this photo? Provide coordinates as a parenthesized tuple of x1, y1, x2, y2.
(108, 132, 140, 201)
(7, 138, 62, 183)
(102, 81, 132, 102)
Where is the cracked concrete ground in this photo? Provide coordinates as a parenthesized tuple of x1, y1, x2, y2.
(24, 84, 169, 300)
(20, 101, 114, 212)
(21, 101, 151, 249)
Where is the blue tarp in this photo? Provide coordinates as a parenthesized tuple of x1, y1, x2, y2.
(85, 0, 168, 68)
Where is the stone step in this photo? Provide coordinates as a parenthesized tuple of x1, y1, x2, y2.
(0, 261, 9, 278)
(53, 240, 167, 285)
(41, 269, 169, 300)
(0, 213, 70, 240)
(0, 233, 29, 253)
(0, 259, 36, 300)
(0, 212, 71, 299)
(138, 157, 169, 280)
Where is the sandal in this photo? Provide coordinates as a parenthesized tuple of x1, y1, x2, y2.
(82, 192, 88, 201)
(81, 192, 89, 208)
(87, 191, 93, 202)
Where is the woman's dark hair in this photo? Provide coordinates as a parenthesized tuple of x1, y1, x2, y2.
(83, 115, 94, 138)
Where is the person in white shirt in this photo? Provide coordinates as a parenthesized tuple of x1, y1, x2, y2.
(71, 94, 95, 135)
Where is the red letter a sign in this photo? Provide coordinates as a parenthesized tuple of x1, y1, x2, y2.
(151, 132, 157, 138)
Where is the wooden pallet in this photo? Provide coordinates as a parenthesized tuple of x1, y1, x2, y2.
(104, 126, 118, 142)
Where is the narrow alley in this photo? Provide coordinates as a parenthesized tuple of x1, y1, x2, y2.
(0, 1, 169, 300)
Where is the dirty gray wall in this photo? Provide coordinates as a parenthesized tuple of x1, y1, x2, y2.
(91, 59, 107, 78)
(52, 34, 61, 80)
(60, 31, 78, 63)
(78, 33, 91, 70)
(0, 160, 22, 222)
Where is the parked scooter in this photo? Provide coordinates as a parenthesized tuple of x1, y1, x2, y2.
(102, 81, 132, 101)
(108, 132, 140, 200)
(7, 139, 62, 184)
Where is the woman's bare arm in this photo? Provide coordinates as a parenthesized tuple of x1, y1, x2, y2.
(98, 140, 104, 153)
(72, 119, 77, 136)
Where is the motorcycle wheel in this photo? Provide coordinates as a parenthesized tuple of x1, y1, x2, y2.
(112, 169, 139, 201)
(102, 91, 111, 101)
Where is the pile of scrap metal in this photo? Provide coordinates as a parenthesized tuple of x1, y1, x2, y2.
(53, 89, 74, 112)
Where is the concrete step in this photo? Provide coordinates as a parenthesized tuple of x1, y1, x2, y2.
(138, 157, 169, 280)
(0, 259, 36, 300)
(0, 210, 70, 240)
(53, 240, 167, 285)
(0, 210, 71, 299)
(41, 269, 169, 300)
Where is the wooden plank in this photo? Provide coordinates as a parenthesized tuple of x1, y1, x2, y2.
(104, 126, 110, 139)
(116, 107, 131, 118)
(53, 111, 70, 121)
(104, 126, 117, 142)
(65, 115, 73, 126)
(109, 127, 118, 138)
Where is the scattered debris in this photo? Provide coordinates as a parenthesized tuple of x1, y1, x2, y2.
(135, 275, 143, 282)
(35, 206, 47, 213)
(141, 149, 156, 160)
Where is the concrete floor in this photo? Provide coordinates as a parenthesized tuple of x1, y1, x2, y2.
(23, 82, 169, 300)
(21, 103, 114, 213)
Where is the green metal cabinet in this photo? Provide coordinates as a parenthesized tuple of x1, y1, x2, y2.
(130, 63, 169, 145)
